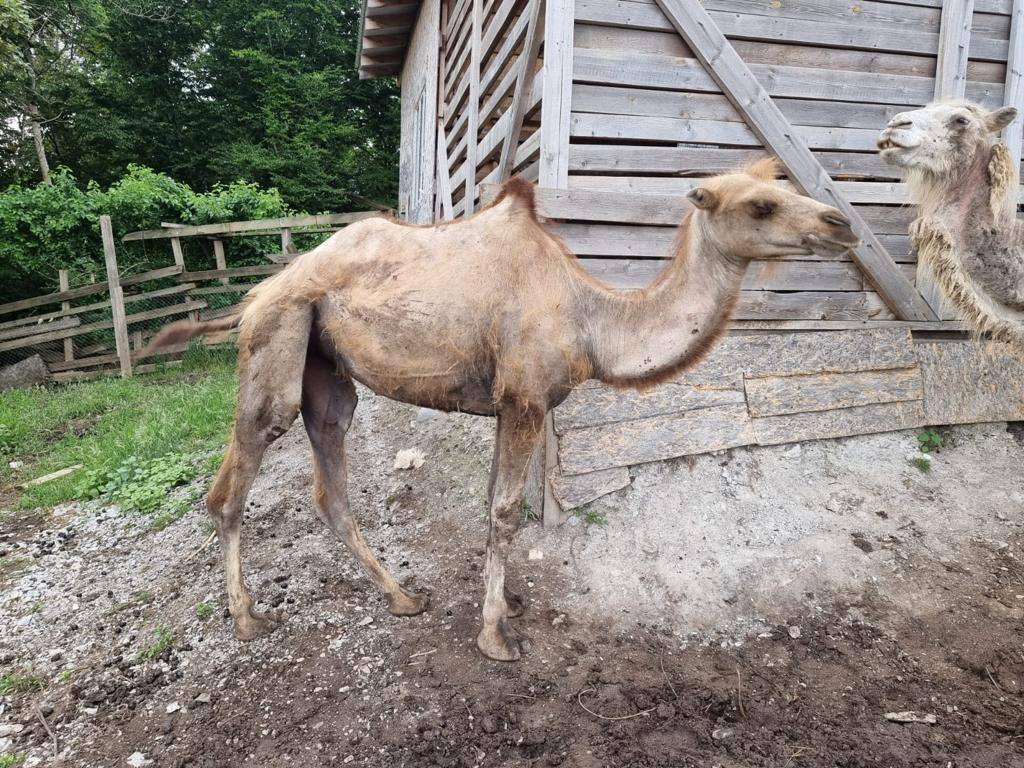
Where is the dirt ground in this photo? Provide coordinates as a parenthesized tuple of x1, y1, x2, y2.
(2, 389, 1024, 767)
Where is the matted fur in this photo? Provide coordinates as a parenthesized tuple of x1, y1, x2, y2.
(915, 219, 1024, 352)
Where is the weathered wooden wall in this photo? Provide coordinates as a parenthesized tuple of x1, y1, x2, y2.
(550, 330, 1024, 510)
(559, 0, 1022, 321)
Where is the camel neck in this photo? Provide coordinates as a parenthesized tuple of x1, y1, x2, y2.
(916, 147, 992, 222)
(580, 214, 747, 386)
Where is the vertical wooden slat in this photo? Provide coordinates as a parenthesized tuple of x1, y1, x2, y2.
(58, 269, 73, 362)
(466, 0, 482, 213)
(1005, 0, 1024, 168)
(652, 0, 936, 323)
(437, 122, 455, 218)
(539, 0, 574, 189)
(280, 227, 292, 256)
(170, 237, 185, 268)
(213, 239, 228, 285)
(923, 0, 975, 319)
(100, 215, 132, 378)
(496, 0, 545, 181)
(934, 0, 974, 100)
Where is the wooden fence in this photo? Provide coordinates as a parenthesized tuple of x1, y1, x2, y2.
(0, 211, 383, 382)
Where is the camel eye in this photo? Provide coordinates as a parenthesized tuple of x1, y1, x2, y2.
(750, 200, 776, 219)
(953, 115, 970, 127)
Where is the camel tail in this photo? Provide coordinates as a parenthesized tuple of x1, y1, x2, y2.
(140, 315, 241, 357)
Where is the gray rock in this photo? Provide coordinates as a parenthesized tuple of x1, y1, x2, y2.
(0, 354, 50, 392)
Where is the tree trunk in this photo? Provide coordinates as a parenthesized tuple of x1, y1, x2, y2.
(27, 104, 50, 185)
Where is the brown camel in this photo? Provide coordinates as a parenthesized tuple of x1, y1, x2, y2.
(877, 100, 1024, 351)
(148, 163, 857, 661)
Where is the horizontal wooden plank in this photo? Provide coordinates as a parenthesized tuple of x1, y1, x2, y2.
(552, 222, 913, 261)
(0, 316, 80, 342)
(125, 299, 207, 326)
(181, 264, 283, 281)
(744, 367, 924, 417)
(573, 22, 1007, 81)
(554, 379, 744, 432)
(567, 175, 925, 206)
(570, 112, 883, 151)
(574, 0, 1009, 61)
(122, 212, 381, 241)
(917, 340, 1024, 423)
(187, 283, 257, 296)
(119, 264, 185, 287)
(735, 291, 893, 321)
(569, 145, 902, 180)
(549, 466, 632, 511)
(123, 283, 196, 305)
(572, 48, 1003, 107)
(558, 402, 754, 474)
(752, 399, 925, 445)
(717, 328, 918, 377)
(0, 282, 109, 316)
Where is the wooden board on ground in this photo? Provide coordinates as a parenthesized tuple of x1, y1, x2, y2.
(549, 466, 632, 510)
(745, 368, 924, 418)
(558, 402, 754, 475)
(751, 400, 926, 445)
(917, 340, 1024, 423)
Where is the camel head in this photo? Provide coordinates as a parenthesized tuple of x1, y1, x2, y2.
(877, 100, 1017, 176)
(685, 158, 859, 258)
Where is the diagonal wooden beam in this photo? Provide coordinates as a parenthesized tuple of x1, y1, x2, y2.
(496, 0, 546, 182)
(652, 0, 937, 322)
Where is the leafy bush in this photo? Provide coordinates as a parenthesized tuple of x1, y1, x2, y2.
(0, 166, 290, 304)
(80, 452, 199, 514)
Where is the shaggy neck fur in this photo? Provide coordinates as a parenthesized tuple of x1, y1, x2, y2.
(908, 139, 1024, 351)
(581, 213, 745, 387)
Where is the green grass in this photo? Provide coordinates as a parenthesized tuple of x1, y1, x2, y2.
(0, 344, 237, 510)
(910, 456, 932, 473)
(0, 754, 24, 767)
(195, 602, 214, 621)
(0, 670, 44, 695)
(579, 506, 608, 527)
(139, 625, 175, 661)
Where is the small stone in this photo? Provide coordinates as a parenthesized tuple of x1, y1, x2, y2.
(48, 649, 62, 662)
(357, 616, 374, 627)
(126, 753, 153, 767)
(166, 702, 181, 714)
(711, 728, 734, 740)
(393, 448, 426, 470)
(528, 549, 543, 561)
(0, 738, 11, 753)
(344, 757, 355, 764)
(194, 693, 211, 704)
(8, 461, 23, 470)
(551, 614, 566, 627)
(83, 707, 98, 716)
(480, 716, 498, 734)
(787, 626, 802, 639)
(0, 723, 24, 737)
(884, 711, 936, 725)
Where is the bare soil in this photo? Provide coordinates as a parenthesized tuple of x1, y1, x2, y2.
(1, 391, 1023, 767)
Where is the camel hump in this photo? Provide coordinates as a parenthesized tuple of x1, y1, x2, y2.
(491, 176, 537, 218)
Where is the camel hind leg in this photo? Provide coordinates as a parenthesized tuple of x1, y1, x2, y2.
(208, 309, 312, 641)
(301, 352, 430, 617)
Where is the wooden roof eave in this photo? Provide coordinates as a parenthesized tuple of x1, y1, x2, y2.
(357, 0, 424, 79)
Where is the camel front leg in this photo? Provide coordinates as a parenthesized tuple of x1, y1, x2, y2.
(477, 408, 544, 661)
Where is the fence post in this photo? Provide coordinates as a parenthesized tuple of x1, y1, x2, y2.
(213, 239, 229, 285)
(58, 269, 74, 362)
(100, 215, 132, 378)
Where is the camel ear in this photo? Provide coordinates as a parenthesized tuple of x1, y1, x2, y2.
(687, 187, 718, 211)
(986, 106, 1018, 133)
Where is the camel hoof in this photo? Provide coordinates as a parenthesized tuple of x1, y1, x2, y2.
(504, 588, 526, 618)
(388, 587, 430, 617)
(233, 609, 283, 641)
(477, 620, 522, 662)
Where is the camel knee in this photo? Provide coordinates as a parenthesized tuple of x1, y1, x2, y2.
(263, 401, 300, 443)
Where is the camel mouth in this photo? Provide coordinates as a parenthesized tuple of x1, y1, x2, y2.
(802, 233, 859, 254)
(877, 132, 921, 158)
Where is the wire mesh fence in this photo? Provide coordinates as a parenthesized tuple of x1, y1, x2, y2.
(0, 210, 384, 382)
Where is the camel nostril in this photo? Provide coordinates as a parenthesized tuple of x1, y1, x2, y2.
(822, 212, 851, 229)
(888, 119, 912, 129)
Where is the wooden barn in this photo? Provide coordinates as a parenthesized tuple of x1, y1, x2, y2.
(357, 0, 1024, 523)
